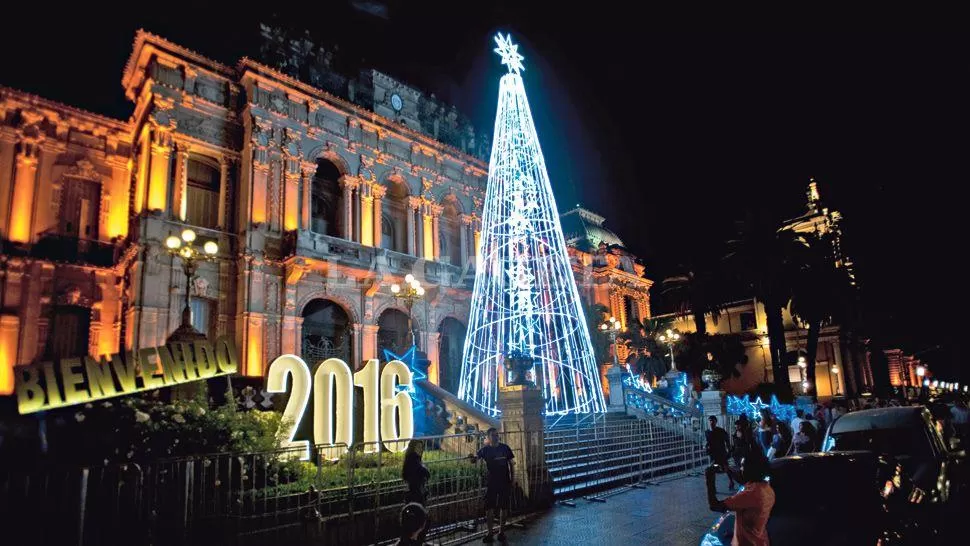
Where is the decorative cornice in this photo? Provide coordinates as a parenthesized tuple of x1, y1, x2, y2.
(0, 86, 130, 134)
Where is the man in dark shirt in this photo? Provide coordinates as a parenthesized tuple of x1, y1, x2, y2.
(470, 427, 514, 543)
(706, 416, 734, 489)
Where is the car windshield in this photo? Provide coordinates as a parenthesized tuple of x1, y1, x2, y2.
(829, 427, 932, 459)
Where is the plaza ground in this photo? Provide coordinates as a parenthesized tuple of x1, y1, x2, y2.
(485, 475, 720, 546)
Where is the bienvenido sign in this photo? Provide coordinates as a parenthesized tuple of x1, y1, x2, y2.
(15, 336, 239, 415)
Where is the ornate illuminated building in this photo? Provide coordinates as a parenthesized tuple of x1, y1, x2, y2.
(0, 30, 654, 397)
(561, 206, 652, 364)
(656, 180, 871, 400)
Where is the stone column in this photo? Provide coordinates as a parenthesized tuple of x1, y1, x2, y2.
(473, 219, 482, 269)
(430, 204, 442, 261)
(406, 196, 420, 256)
(300, 162, 315, 231)
(0, 314, 21, 395)
(283, 158, 300, 231)
(700, 390, 727, 425)
(251, 148, 270, 225)
(359, 183, 374, 246)
(372, 185, 386, 248)
(606, 364, 627, 412)
(147, 128, 172, 213)
(422, 203, 434, 261)
(425, 331, 441, 386)
(174, 142, 189, 221)
(459, 214, 472, 269)
(339, 176, 357, 241)
(7, 142, 39, 243)
(361, 324, 379, 363)
(498, 384, 553, 509)
(217, 157, 231, 229)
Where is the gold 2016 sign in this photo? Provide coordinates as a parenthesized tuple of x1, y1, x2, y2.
(267, 355, 414, 460)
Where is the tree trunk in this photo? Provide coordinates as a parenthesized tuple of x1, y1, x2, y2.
(692, 308, 707, 336)
(805, 320, 821, 401)
(764, 296, 793, 401)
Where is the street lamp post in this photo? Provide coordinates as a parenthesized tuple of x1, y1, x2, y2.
(915, 365, 926, 399)
(831, 364, 841, 396)
(797, 355, 809, 393)
(390, 274, 425, 349)
(599, 316, 623, 370)
(657, 328, 681, 372)
(165, 228, 219, 343)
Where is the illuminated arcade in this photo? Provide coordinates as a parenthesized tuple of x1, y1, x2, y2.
(458, 34, 606, 416)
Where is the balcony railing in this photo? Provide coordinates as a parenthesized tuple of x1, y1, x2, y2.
(2, 234, 122, 267)
(283, 230, 473, 289)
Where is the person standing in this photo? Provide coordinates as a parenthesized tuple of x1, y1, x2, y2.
(706, 455, 775, 546)
(403, 441, 431, 505)
(707, 416, 735, 489)
(469, 427, 515, 543)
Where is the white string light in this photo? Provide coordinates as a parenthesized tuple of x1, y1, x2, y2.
(458, 33, 606, 416)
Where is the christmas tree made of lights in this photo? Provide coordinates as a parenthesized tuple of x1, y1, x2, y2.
(458, 34, 606, 416)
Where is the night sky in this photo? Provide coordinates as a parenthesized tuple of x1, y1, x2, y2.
(1, 3, 965, 380)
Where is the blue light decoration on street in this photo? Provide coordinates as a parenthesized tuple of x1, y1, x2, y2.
(458, 33, 607, 416)
(726, 394, 796, 422)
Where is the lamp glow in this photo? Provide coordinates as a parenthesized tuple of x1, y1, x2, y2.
(458, 33, 606, 416)
(181, 228, 196, 243)
(405, 274, 415, 284)
(391, 284, 401, 294)
(203, 241, 218, 255)
(165, 235, 181, 249)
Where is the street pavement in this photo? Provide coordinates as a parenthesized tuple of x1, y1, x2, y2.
(491, 474, 724, 546)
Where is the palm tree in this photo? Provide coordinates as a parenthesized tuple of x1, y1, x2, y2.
(789, 231, 855, 399)
(660, 260, 725, 336)
(723, 212, 806, 401)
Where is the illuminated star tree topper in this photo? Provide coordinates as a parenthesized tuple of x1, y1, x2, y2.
(494, 32, 525, 74)
(458, 33, 606, 416)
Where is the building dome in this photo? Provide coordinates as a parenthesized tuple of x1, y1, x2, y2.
(560, 207, 625, 250)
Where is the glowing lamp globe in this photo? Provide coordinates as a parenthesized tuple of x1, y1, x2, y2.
(416, 286, 425, 296)
(165, 235, 181, 250)
(391, 284, 401, 294)
(203, 241, 218, 255)
(405, 274, 415, 284)
(181, 229, 196, 243)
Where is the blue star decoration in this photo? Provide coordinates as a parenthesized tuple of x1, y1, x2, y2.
(383, 345, 426, 394)
(494, 32, 525, 74)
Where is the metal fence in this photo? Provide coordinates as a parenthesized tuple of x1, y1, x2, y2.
(545, 412, 708, 502)
(0, 430, 548, 546)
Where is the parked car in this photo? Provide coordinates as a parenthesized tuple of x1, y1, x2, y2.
(699, 451, 936, 546)
(822, 406, 956, 504)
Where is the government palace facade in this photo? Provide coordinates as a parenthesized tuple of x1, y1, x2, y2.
(0, 30, 652, 396)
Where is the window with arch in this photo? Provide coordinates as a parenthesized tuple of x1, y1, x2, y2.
(311, 159, 343, 237)
(381, 216, 396, 251)
(186, 156, 220, 229)
(60, 179, 101, 239)
(440, 199, 462, 265)
(381, 178, 409, 254)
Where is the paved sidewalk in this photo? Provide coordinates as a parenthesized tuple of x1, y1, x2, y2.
(484, 475, 726, 546)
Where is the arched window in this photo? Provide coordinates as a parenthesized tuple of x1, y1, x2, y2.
(311, 159, 343, 237)
(381, 178, 409, 253)
(381, 216, 396, 250)
(185, 156, 220, 229)
(378, 308, 411, 355)
(302, 299, 351, 364)
(440, 199, 462, 266)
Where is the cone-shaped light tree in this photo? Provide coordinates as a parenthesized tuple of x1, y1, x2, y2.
(458, 34, 606, 416)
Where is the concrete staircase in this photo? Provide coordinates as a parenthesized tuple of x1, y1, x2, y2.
(544, 412, 708, 498)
